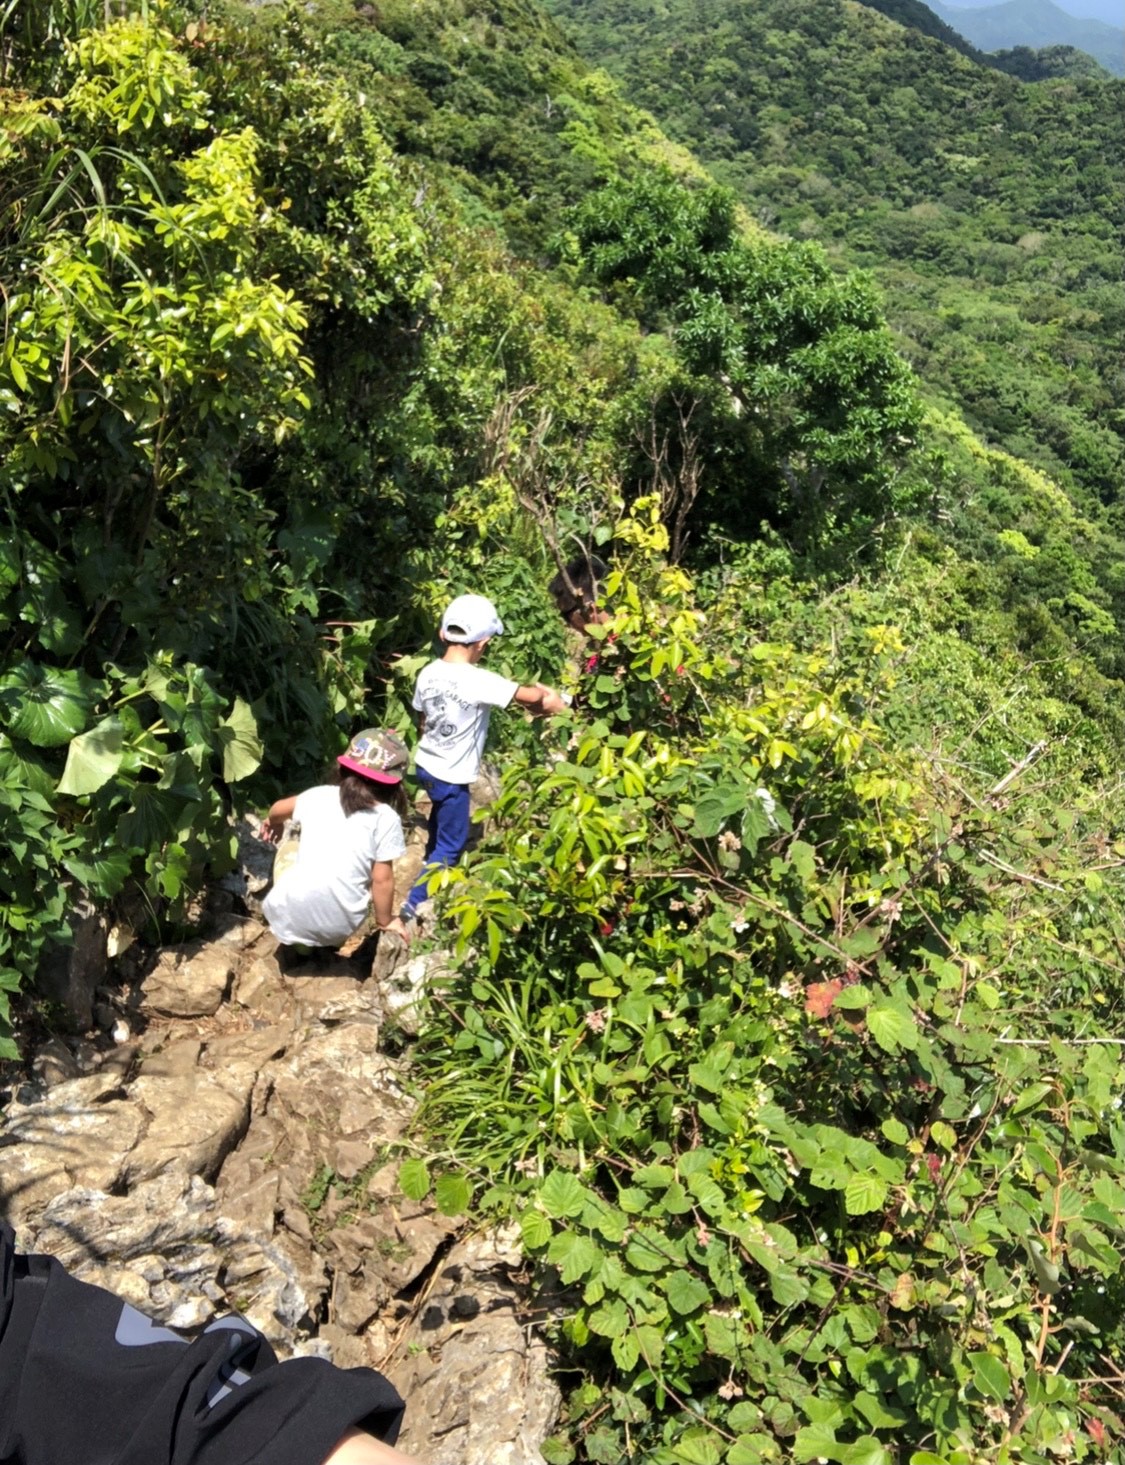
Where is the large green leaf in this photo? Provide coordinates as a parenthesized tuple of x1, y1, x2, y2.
(434, 1171, 472, 1216)
(665, 1269, 711, 1315)
(117, 785, 183, 851)
(217, 696, 263, 782)
(57, 714, 125, 795)
(0, 733, 56, 797)
(398, 1157, 431, 1201)
(63, 847, 132, 898)
(0, 664, 96, 747)
(969, 1352, 1010, 1402)
(540, 1170, 589, 1218)
(844, 1172, 888, 1215)
(867, 1003, 919, 1054)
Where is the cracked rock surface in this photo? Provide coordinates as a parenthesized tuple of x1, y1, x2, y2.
(1, 872, 559, 1465)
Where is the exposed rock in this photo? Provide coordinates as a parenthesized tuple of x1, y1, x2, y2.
(121, 1068, 254, 1186)
(0, 1071, 145, 1223)
(372, 948, 450, 1036)
(35, 897, 108, 1032)
(21, 1172, 327, 1345)
(31, 1036, 81, 1087)
(231, 951, 291, 1021)
(2, 896, 562, 1463)
(140, 941, 235, 1018)
(205, 912, 267, 949)
(140, 1037, 204, 1077)
(388, 1226, 561, 1465)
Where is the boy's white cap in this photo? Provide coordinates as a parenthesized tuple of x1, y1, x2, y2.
(441, 593, 504, 643)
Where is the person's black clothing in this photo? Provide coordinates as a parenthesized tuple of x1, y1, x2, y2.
(0, 1222, 405, 1465)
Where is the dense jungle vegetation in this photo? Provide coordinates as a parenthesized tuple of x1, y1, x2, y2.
(2, 2, 1125, 1463)
(543, 0, 1125, 517)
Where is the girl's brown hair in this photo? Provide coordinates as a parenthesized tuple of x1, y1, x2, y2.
(335, 768, 409, 823)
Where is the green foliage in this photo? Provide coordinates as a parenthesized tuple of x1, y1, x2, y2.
(565, 172, 922, 550)
(409, 524, 1125, 1465)
(543, 0, 1125, 519)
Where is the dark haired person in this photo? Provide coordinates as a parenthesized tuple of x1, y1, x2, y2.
(0, 1219, 427, 1465)
(261, 728, 411, 951)
(547, 552, 609, 634)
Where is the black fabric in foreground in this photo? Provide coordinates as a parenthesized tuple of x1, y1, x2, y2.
(0, 1221, 405, 1465)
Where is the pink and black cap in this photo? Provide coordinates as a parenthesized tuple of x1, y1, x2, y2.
(337, 728, 409, 785)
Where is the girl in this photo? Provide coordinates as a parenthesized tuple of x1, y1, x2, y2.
(261, 728, 411, 951)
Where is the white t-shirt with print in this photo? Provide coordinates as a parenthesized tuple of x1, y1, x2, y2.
(413, 659, 519, 785)
(262, 785, 406, 947)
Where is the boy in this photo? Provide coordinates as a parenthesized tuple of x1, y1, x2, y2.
(401, 593, 567, 922)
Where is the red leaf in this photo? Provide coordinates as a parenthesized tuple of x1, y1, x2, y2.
(804, 978, 844, 1020)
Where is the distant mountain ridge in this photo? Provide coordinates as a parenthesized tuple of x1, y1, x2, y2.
(941, 0, 1122, 24)
(932, 0, 1125, 74)
(858, 0, 1111, 76)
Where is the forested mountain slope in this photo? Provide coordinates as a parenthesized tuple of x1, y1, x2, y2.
(542, 0, 1125, 516)
(5, 5, 1125, 1464)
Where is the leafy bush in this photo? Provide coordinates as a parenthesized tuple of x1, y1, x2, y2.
(410, 514, 1125, 1465)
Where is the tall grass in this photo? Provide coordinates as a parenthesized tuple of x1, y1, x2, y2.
(0, 0, 144, 84)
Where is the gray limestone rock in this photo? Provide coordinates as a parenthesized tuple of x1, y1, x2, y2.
(140, 941, 235, 1018)
(0, 1071, 145, 1223)
(3, 898, 562, 1465)
(388, 1226, 560, 1465)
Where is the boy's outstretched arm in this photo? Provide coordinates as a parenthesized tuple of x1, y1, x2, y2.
(513, 683, 568, 716)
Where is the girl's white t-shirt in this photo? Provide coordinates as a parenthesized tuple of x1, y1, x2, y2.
(262, 785, 405, 947)
(413, 660, 518, 785)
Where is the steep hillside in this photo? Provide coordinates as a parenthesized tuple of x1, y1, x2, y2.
(542, 0, 1125, 515)
(5, 8, 1125, 1465)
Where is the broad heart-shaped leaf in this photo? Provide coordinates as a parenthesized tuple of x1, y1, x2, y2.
(519, 1206, 553, 1251)
(217, 697, 263, 783)
(539, 1170, 588, 1219)
(57, 715, 124, 796)
(434, 1171, 472, 1216)
(63, 847, 132, 898)
(0, 732, 56, 797)
(794, 1422, 841, 1463)
(867, 1002, 919, 1054)
(844, 1172, 888, 1216)
(665, 1269, 711, 1315)
(397, 1157, 431, 1202)
(730, 1435, 782, 1465)
(547, 1230, 601, 1284)
(117, 785, 183, 852)
(667, 1430, 721, 1465)
(587, 1297, 629, 1338)
(692, 785, 745, 838)
(0, 663, 96, 747)
(839, 1437, 891, 1465)
(610, 1329, 639, 1372)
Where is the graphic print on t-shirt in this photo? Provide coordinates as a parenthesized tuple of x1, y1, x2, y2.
(412, 660, 518, 785)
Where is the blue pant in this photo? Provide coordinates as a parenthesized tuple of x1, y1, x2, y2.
(403, 768, 472, 914)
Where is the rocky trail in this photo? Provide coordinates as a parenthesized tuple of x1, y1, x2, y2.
(0, 813, 559, 1465)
